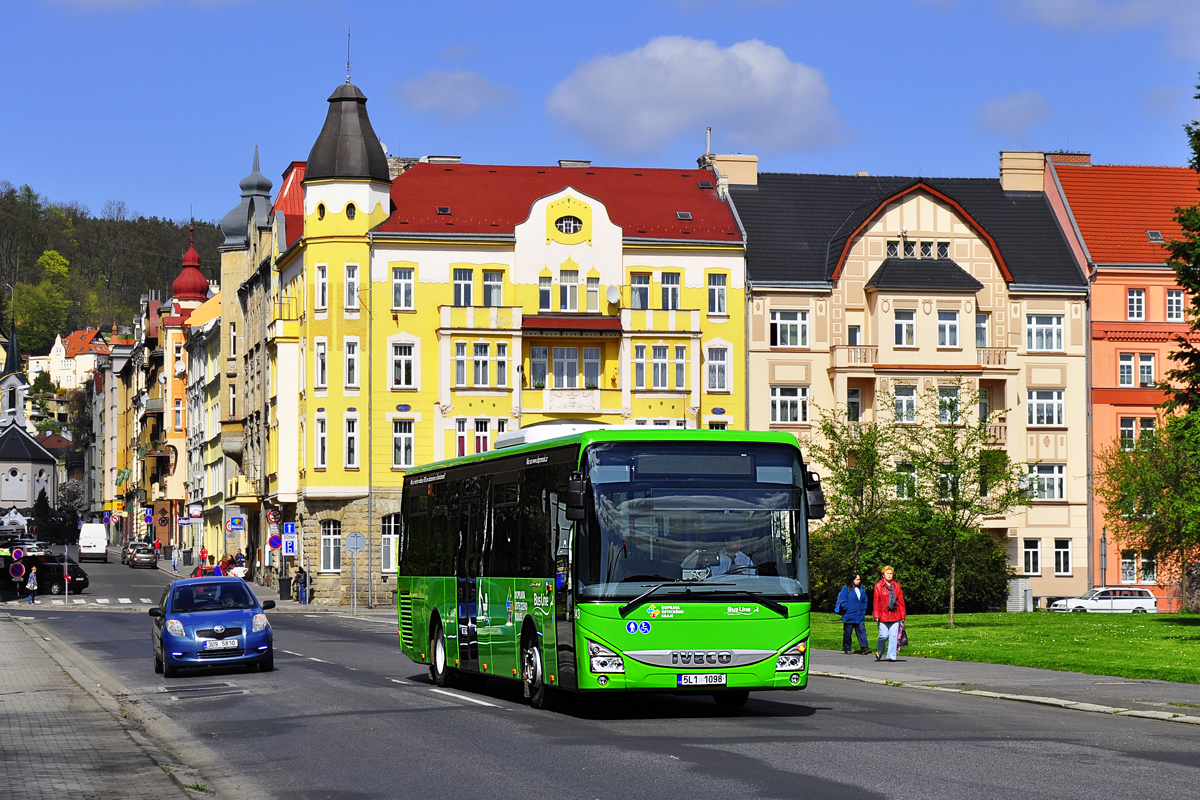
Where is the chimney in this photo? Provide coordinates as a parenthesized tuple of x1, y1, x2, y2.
(709, 154, 759, 186)
(998, 150, 1046, 192)
(1047, 151, 1092, 166)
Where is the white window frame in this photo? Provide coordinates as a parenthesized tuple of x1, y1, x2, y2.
(1029, 463, 1065, 501)
(539, 276, 551, 311)
(496, 343, 508, 388)
(344, 264, 359, 310)
(661, 273, 680, 310)
(1121, 551, 1138, 584)
(530, 347, 548, 389)
(1118, 353, 1134, 387)
(473, 343, 490, 387)
(708, 273, 727, 315)
(583, 347, 601, 390)
(895, 462, 915, 499)
(707, 347, 727, 391)
(1028, 390, 1064, 427)
(847, 387, 861, 422)
(392, 267, 414, 310)
(320, 519, 342, 572)
(1119, 416, 1136, 449)
(1167, 289, 1184, 322)
(174, 399, 183, 431)
(344, 338, 359, 388)
(559, 270, 578, 312)
(674, 345, 687, 390)
(456, 419, 467, 458)
(770, 386, 808, 424)
(392, 419, 414, 468)
(976, 313, 989, 348)
(453, 269, 473, 307)
(770, 310, 808, 348)
(315, 264, 328, 310)
(586, 277, 600, 312)
(1023, 538, 1040, 575)
(381, 514, 401, 573)
(229, 384, 236, 418)
(937, 311, 959, 348)
(391, 343, 414, 388)
(1054, 538, 1071, 576)
(1139, 353, 1154, 387)
(634, 345, 646, 389)
(895, 310, 916, 348)
(483, 271, 503, 307)
(454, 343, 467, 387)
(1127, 288, 1145, 321)
(315, 416, 327, 469)
(553, 347, 579, 389)
(651, 346, 668, 389)
(631, 274, 650, 310)
(938, 386, 959, 424)
(894, 385, 916, 423)
(344, 416, 359, 469)
(1026, 315, 1064, 352)
(475, 419, 490, 454)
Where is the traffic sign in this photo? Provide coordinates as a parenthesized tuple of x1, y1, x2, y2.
(344, 532, 366, 554)
(225, 517, 245, 533)
(9, 562, 25, 579)
(267, 509, 282, 524)
(268, 523, 279, 537)
(10, 548, 24, 561)
(282, 537, 297, 556)
(283, 522, 296, 535)
(268, 534, 282, 550)
(102, 511, 110, 524)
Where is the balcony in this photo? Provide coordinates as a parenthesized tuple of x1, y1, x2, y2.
(142, 397, 164, 415)
(227, 474, 261, 505)
(978, 348, 1014, 368)
(986, 424, 1007, 445)
(831, 346, 878, 370)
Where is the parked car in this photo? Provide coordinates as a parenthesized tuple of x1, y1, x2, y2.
(77, 523, 109, 562)
(0, 538, 45, 556)
(22, 554, 90, 595)
(128, 545, 158, 569)
(120, 541, 141, 564)
(1049, 587, 1158, 613)
(149, 577, 275, 677)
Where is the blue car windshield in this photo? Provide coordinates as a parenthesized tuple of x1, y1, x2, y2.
(172, 582, 256, 612)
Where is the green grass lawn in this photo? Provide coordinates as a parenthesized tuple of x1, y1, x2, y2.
(809, 611, 1200, 683)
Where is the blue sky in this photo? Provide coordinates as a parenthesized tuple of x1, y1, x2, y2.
(3, 0, 1199, 221)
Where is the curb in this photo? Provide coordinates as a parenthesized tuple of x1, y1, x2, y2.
(811, 669, 1200, 727)
(5, 612, 273, 800)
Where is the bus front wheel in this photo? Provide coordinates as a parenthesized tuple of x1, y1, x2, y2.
(521, 639, 552, 710)
(714, 690, 749, 710)
(429, 622, 451, 687)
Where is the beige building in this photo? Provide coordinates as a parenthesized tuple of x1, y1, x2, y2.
(729, 153, 1090, 605)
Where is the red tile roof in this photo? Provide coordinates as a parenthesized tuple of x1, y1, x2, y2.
(35, 433, 72, 452)
(62, 329, 109, 359)
(273, 161, 306, 251)
(375, 163, 740, 241)
(1054, 164, 1200, 265)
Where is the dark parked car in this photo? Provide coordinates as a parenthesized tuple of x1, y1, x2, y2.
(150, 577, 275, 677)
(22, 554, 89, 595)
(129, 545, 158, 569)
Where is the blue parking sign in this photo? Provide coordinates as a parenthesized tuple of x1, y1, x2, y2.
(283, 522, 296, 535)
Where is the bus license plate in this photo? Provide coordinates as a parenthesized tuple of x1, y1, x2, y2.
(203, 639, 239, 650)
(677, 673, 726, 687)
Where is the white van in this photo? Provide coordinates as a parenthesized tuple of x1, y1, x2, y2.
(77, 523, 109, 563)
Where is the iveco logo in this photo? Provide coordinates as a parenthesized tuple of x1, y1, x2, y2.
(213, 625, 225, 635)
(671, 650, 733, 666)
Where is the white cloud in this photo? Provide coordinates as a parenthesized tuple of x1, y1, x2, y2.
(547, 36, 842, 157)
(396, 70, 514, 122)
(1015, 0, 1200, 57)
(974, 90, 1053, 139)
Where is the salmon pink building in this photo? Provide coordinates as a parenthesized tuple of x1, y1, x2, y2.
(1043, 152, 1197, 610)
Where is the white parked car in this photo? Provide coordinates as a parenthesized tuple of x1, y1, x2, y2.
(1050, 587, 1158, 613)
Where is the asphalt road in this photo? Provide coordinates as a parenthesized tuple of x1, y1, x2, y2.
(19, 582, 1200, 800)
(1, 545, 175, 606)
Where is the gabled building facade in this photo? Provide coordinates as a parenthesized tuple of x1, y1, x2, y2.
(185, 294, 223, 559)
(730, 152, 1090, 606)
(1044, 152, 1195, 609)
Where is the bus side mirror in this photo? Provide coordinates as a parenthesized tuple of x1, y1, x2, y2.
(805, 472, 826, 520)
(566, 472, 587, 521)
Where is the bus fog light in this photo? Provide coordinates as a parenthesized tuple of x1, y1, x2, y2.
(790, 673, 800, 685)
(586, 639, 625, 673)
(597, 675, 609, 686)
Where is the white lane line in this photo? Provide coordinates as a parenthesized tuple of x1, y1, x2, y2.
(71, 599, 85, 605)
(95, 598, 110, 604)
(430, 688, 499, 708)
(389, 678, 415, 686)
(139, 598, 152, 603)
(309, 657, 330, 663)
(118, 598, 132, 604)
(282, 650, 304, 657)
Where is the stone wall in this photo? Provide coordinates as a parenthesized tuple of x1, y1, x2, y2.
(298, 487, 403, 607)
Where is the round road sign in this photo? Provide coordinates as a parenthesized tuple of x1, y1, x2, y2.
(267, 509, 282, 524)
(9, 562, 25, 579)
(268, 534, 282, 550)
(10, 548, 24, 561)
(344, 532, 366, 554)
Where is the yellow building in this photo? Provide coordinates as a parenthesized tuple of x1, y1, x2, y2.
(252, 82, 747, 605)
(184, 294, 224, 559)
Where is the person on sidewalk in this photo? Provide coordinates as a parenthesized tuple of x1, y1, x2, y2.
(235, 549, 245, 567)
(153, 539, 161, 558)
(171, 548, 179, 573)
(295, 565, 308, 605)
(26, 567, 37, 604)
(199, 546, 208, 565)
(835, 572, 871, 654)
(872, 565, 906, 662)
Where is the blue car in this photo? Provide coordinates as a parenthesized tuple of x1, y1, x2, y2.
(149, 577, 275, 677)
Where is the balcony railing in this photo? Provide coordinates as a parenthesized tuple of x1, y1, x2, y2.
(986, 424, 1007, 445)
(831, 346, 878, 368)
(978, 348, 1013, 368)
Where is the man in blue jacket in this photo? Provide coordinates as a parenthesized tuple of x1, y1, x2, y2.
(834, 572, 871, 654)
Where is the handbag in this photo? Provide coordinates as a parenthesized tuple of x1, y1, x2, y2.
(898, 621, 909, 650)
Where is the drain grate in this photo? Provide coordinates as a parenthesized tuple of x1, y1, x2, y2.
(159, 682, 247, 700)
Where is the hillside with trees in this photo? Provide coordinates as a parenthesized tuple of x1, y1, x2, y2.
(0, 181, 223, 355)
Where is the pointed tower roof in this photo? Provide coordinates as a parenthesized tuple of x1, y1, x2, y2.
(0, 321, 23, 383)
(220, 147, 274, 248)
(173, 227, 210, 302)
(304, 82, 390, 183)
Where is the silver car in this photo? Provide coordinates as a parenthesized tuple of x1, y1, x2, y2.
(129, 545, 158, 569)
(1050, 587, 1158, 613)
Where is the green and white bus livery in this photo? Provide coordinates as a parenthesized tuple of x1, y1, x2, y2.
(396, 426, 825, 709)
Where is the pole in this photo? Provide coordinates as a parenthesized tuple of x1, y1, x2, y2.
(366, 232, 374, 610)
(352, 548, 358, 616)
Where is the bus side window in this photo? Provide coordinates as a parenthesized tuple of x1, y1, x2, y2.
(518, 473, 553, 578)
(431, 483, 453, 577)
(491, 480, 521, 577)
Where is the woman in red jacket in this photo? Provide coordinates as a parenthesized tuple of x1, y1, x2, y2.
(872, 565, 906, 662)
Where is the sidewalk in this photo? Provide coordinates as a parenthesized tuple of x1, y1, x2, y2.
(812, 647, 1200, 725)
(0, 613, 204, 799)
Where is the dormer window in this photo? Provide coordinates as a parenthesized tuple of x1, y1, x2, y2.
(346, 203, 356, 220)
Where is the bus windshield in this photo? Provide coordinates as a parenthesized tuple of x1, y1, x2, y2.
(576, 441, 809, 601)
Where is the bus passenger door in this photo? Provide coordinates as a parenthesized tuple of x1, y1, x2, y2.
(454, 497, 482, 672)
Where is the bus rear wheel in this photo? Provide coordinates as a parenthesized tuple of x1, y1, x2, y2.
(714, 690, 749, 710)
(521, 639, 552, 710)
(429, 622, 451, 687)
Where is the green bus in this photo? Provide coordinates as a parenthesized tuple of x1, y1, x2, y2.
(396, 425, 825, 709)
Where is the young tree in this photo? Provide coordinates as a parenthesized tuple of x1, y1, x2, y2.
(1165, 77, 1200, 410)
(58, 479, 87, 524)
(1095, 412, 1200, 610)
(892, 377, 1027, 626)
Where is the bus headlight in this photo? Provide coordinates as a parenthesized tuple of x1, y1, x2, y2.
(776, 639, 806, 672)
(587, 639, 625, 674)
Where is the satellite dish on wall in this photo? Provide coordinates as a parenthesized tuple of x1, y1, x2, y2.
(605, 285, 620, 305)
(158, 374, 167, 384)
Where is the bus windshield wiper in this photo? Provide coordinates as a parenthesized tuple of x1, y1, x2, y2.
(618, 580, 733, 618)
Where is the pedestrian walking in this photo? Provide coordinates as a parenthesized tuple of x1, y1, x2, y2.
(235, 549, 245, 567)
(171, 548, 179, 573)
(199, 546, 208, 565)
(872, 565, 906, 662)
(26, 567, 37, 604)
(835, 572, 871, 655)
(295, 565, 308, 605)
(153, 539, 162, 557)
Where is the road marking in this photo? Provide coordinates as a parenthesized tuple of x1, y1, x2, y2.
(95, 599, 110, 604)
(309, 657, 330, 663)
(282, 650, 304, 657)
(430, 688, 499, 708)
(71, 599, 85, 605)
(51, 600, 64, 605)
(118, 598, 132, 604)
(389, 678, 415, 686)
(139, 598, 152, 603)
